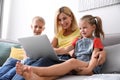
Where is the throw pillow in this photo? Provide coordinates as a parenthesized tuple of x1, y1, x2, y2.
(101, 43, 120, 73)
(9, 47, 25, 60)
(0, 42, 21, 66)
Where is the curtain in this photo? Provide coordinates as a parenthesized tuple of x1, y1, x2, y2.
(0, 0, 4, 38)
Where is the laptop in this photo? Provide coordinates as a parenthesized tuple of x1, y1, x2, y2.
(18, 34, 65, 61)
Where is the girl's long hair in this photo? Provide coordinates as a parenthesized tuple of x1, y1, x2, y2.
(81, 15, 104, 39)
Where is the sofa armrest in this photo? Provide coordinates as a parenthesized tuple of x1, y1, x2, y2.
(0, 39, 21, 66)
(103, 33, 120, 46)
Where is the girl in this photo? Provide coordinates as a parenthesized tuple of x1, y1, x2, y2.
(16, 15, 105, 80)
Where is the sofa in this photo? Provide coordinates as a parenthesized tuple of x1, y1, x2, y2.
(0, 33, 120, 80)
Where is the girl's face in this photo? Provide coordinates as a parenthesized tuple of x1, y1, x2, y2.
(79, 20, 95, 38)
(31, 20, 45, 35)
(58, 12, 72, 30)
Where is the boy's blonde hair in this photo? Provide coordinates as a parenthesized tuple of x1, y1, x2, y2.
(32, 16, 45, 25)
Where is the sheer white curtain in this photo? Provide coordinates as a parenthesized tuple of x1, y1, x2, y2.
(0, 0, 4, 38)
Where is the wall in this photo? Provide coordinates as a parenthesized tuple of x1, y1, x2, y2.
(77, 4, 120, 35)
(1, 0, 120, 41)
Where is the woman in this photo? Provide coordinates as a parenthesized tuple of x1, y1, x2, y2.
(52, 6, 80, 58)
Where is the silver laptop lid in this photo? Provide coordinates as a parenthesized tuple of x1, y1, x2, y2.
(18, 34, 59, 61)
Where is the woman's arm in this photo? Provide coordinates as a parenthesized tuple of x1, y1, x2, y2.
(80, 49, 106, 75)
(51, 37, 74, 55)
(54, 45, 74, 54)
(84, 38, 106, 74)
(87, 48, 100, 71)
(94, 50, 106, 65)
(51, 37, 64, 55)
(77, 48, 100, 75)
(51, 37, 58, 48)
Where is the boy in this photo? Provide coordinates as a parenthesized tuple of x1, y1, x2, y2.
(0, 16, 45, 80)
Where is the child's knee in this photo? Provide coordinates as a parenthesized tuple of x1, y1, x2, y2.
(67, 58, 77, 65)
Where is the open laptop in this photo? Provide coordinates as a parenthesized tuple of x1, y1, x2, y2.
(18, 34, 65, 61)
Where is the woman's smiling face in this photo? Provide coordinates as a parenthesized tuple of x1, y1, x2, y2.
(58, 12, 72, 30)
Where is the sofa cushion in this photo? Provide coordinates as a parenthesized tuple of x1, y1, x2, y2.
(9, 47, 25, 60)
(0, 41, 21, 66)
(102, 33, 120, 46)
(101, 43, 120, 73)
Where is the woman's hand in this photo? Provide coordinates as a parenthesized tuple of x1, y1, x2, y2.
(76, 67, 93, 75)
(94, 50, 106, 65)
(54, 47, 67, 55)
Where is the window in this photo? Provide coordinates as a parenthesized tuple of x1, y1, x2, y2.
(79, 0, 120, 12)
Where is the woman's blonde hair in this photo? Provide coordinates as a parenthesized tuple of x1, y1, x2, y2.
(54, 6, 78, 34)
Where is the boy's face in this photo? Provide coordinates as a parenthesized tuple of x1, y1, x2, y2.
(31, 20, 45, 35)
